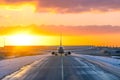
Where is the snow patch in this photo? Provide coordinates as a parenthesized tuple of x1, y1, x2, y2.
(0, 54, 49, 79)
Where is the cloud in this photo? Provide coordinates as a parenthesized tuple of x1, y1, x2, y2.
(39, 25, 120, 35)
(0, 25, 120, 36)
(37, 0, 120, 13)
(4, 0, 34, 3)
(0, 0, 35, 5)
(1, 0, 120, 13)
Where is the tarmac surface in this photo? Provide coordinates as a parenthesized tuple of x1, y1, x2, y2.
(2, 54, 120, 80)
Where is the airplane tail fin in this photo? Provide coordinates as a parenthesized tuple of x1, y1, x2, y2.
(60, 34, 62, 47)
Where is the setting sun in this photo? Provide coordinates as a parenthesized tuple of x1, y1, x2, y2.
(6, 34, 35, 46)
(4, 34, 58, 46)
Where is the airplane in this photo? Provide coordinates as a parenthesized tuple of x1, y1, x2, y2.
(51, 35, 71, 56)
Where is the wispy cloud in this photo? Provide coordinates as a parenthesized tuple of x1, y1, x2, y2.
(0, 25, 120, 36)
(2, 0, 34, 3)
(1, 0, 120, 13)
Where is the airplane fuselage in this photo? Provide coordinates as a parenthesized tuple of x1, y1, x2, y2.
(58, 46, 64, 54)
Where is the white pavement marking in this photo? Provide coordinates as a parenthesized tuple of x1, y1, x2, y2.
(61, 56, 64, 80)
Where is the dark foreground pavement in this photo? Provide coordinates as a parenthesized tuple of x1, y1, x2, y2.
(2, 55, 120, 80)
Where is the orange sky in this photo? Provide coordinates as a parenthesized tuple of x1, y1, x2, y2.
(0, 0, 120, 46)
